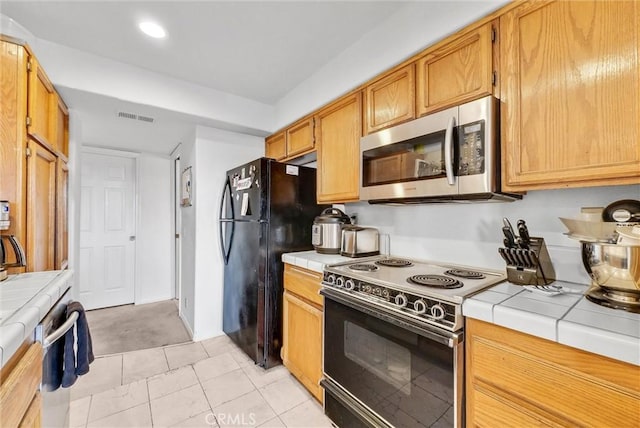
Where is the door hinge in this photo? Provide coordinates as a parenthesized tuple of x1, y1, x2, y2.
(492, 71, 497, 86)
(26, 147, 32, 157)
(491, 27, 496, 43)
(26, 116, 32, 126)
(26, 60, 32, 72)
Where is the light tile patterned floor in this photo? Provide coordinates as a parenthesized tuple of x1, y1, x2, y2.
(68, 335, 334, 428)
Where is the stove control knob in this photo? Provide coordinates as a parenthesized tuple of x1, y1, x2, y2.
(394, 294, 408, 308)
(326, 274, 336, 285)
(345, 279, 355, 290)
(431, 304, 445, 320)
(335, 277, 344, 288)
(413, 299, 427, 314)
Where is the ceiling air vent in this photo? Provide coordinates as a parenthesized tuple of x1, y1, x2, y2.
(117, 111, 155, 124)
(118, 111, 137, 120)
(137, 115, 154, 123)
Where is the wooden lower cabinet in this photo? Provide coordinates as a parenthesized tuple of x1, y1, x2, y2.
(282, 264, 324, 403)
(466, 319, 640, 427)
(0, 342, 43, 428)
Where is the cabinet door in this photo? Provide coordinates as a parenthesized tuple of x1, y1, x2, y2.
(56, 159, 69, 270)
(282, 291, 323, 403)
(364, 64, 415, 134)
(501, 0, 640, 190)
(0, 343, 42, 428)
(0, 40, 28, 269)
(416, 22, 495, 117)
(18, 393, 41, 428)
(27, 57, 57, 149)
(466, 319, 640, 427)
(265, 131, 286, 160)
(54, 95, 69, 157)
(316, 92, 362, 203)
(26, 139, 57, 272)
(286, 117, 315, 158)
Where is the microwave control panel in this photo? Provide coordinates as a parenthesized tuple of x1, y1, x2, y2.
(458, 120, 485, 176)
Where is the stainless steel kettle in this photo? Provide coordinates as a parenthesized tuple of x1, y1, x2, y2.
(0, 235, 27, 281)
(312, 208, 351, 254)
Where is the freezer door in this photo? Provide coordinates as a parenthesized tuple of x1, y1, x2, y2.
(225, 158, 268, 222)
(222, 220, 266, 365)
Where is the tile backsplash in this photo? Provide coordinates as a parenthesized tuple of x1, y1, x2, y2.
(344, 184, 640, 284)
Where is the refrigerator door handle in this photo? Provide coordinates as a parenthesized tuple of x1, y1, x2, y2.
(219, 177, 235, 264)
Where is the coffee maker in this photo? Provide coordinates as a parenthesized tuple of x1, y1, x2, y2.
(0, 200, 26, 281)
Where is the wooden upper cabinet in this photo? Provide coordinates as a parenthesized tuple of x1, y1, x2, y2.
(364, 64, 415, 134)
(315, 92, 362, 203)
(416, 21, 495, 117)
(265, 131, 286, 160)
(54, 95, 69, 157)
(500, 0, 640, 190)
(26, 139, 57, 272)
(286, 117, 315, 157)
(266, 117, 315, 161)
(0, 40, 28, 262)
(27, 56, 57, 149)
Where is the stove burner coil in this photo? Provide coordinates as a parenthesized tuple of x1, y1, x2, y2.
(348, 263, 379, 272)
(375, 258, 413, 268)
(408, 274, 463, 289)
(444, 269, 486, 279)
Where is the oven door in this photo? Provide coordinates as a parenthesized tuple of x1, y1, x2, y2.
(321, 289, 463, 428)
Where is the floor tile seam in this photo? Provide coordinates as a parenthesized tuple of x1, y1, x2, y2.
(147, 375, 156, 428)
(87, 386, 151, 424)
(87, 400, 151, 426)
(209, 388, 264, 414)
(179, 371, 216, 428)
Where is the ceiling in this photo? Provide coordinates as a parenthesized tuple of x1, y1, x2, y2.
(1, 1, 410, 105)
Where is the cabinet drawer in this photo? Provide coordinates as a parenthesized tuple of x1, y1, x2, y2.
(0, 342, 43, 428)
(284, 264, 323, 307)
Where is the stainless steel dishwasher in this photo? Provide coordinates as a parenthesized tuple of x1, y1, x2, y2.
(36, 288, 75, 428)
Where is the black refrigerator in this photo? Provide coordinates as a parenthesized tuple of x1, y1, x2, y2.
(219, 157, 328, 368)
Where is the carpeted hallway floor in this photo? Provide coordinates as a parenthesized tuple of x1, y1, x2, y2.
(86, 299, 191, 356)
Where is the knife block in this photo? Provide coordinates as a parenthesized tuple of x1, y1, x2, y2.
(499, 237, 556, 286)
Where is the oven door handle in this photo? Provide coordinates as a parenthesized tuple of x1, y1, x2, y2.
(320, 287, 461, 347)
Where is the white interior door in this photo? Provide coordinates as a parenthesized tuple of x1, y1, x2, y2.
(174, 156, 182, 311)
(79, 152, 136, 310)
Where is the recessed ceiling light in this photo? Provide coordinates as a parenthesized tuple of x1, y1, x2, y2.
(138, 21, 166, 39)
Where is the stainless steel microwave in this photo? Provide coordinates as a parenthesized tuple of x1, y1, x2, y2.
(360, 96, 521, 203)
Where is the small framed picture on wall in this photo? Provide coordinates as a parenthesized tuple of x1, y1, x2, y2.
(181, 166, 192, 207)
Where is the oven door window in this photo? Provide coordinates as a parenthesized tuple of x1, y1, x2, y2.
(324, 298, 455, 428)
(362, 130, 448, 187)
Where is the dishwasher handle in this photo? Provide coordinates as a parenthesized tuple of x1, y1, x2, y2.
(43, 312, 78, 348)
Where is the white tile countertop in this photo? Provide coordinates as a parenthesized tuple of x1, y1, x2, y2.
(463, 281, 640, 366)
(282, 250, 357, 273)
(0, 270, 73, 367)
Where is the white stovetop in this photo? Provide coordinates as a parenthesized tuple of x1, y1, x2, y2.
(284, 251, 639, 366)
(326, 257, 505, 304)
(463, 281, 640, 366)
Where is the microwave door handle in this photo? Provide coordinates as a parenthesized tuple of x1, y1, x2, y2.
(444, 116, 456, 185)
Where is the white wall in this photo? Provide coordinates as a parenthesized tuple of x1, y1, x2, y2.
(274, 1, 507, 128)
(346, 185, 640, 285)
(179, 125, 264, 340)
(273, 0, 639, 286)
(67, 109, 83, 301)
(136, 153, 173, 304)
